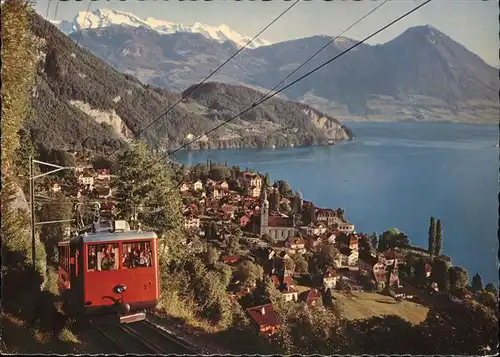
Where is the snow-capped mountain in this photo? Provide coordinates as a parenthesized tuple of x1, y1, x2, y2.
(49, 8, 272, 49)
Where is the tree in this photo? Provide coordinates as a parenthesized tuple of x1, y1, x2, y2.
(235, 261, 263, 288)
(276, 180, 293, 198)
(435, 219, 443, 257)
(428, 217, 436, 260)
(292, 253, 308, 274)
(291, 191, 302, 214)
(226, 235, 240, 255)
(213, 262, 233, 288)
(2, 0, 49, 320)
(280, 201, 292, 214)
(317, 245, 340, 271)
(471, 273, 483, 292)
(449, 266, 468, 291)
(359, 234, 376, 256)
(205, 246, 220, 266)
(369, 232, 379, 251)
(209, 164, 231, 181)
(270, 189, 281, 212)
(477, 290, 498, 311)
(484, 283, 497, 295)
(38, 196, 73, 264)
(111, 143, 183, 237)
(378, 229, 410, 251)
(413, 258, 428, 288)
(284, 257, 296, 272)
(430, 258, 451, 291)
(261, 233, 276, 245)
(264, 173, 271, 187)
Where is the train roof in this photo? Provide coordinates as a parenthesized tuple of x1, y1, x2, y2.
(57, 231, 158, 246)
(82, 231, 157, 243)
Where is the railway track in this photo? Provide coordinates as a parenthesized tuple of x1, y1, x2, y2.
(93, 319, 197, 355)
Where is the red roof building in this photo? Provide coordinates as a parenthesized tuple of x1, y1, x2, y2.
(299, 288, 323, 307)
(268, 216, 293, 228)
(222, 255, 240, 265)
(270, 275, 280, 287)
(247, 304, 281, 336)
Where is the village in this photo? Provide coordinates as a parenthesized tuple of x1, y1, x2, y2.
(43, 157, 493, 339)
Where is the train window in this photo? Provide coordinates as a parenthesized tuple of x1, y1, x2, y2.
(59, 246, 69, 272)
(87, 243, 119, 271)
(121, 241, 153, 269)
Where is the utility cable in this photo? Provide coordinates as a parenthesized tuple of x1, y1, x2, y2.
(259, 0, 390, 103)
(71, 0, 93, 55)
(159, 0, 432, 160)
(53, 0, 60, 22)
(106, 0, 300, 158)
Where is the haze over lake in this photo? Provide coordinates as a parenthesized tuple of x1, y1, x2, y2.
(174, 122, 498, 285)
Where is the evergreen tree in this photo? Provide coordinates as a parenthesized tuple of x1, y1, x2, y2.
(264, 172, 271, 187)
(369, 232, 379, 252)
(471, 273, 483, 292)
(449, 266, 469, 291)
(112, 143, 183, 237)
(1, 0, 49, 318)
(435, 219, 443, 257)
(428, 217, 436, 259)
(291, 191, 302, 214)
(270, 188, 281, 212)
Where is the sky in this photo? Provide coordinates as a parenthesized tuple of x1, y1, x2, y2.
(35, 0, 498, 67)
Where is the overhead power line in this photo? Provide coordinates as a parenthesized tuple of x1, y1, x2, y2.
(131, 0, 300, 141)
(131, 0, 431, 201)
(53, 0, 61, 22)
(72, 0, 93, 54)
(259, 0, 390, 103)
(104, 0, 300, 158)
(158, 0, 432, 160)
(149, 0, 391, 194)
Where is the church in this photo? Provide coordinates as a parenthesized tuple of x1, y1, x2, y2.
(254, 189, 296, 241)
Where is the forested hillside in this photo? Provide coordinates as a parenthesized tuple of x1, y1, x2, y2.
(27, 13, 352, 155)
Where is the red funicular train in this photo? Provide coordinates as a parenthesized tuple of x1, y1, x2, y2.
(57, 220, 159, 324)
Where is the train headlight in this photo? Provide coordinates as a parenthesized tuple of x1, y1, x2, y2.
(114, 284, 127, 294)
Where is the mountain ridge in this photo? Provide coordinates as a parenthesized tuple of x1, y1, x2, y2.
(64, 17, 498, 124)
(50, 8, 272, 49)
(28, 12, 352, 155)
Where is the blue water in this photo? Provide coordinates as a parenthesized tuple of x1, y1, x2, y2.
(174, 122, 499, 285)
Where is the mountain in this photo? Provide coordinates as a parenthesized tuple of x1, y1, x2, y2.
(51, 8, 271, 49)
(27, 13, 351, 155)
(68, 18, 498, 124)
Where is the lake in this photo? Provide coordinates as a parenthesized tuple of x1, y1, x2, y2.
(173, 122, 499, 285)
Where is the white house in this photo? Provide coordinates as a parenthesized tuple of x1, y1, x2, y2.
(180, 183, 190, 192)
(96, 168, 111, 181)
(184, 216, 200, 229)
(337, 222, 355, 234)
(282, 285, 299, 302)
(193, 180, 203, 191)
(248, 186, 261, 198)
(339, 247, 359, 268)
(78, 175, 94, 186)
(323, 269, 339, 290)
(50, 182, 62, 193)
(305, 223, 328, 236)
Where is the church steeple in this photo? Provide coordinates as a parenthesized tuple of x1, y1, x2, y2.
(260, 187, 269, 237)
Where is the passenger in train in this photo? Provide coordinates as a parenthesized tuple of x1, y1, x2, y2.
(101, 248, 116, 270)
(137, 250, 149, 267)
(88, 246, 97, 270)
(123, 251, 135, 268)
